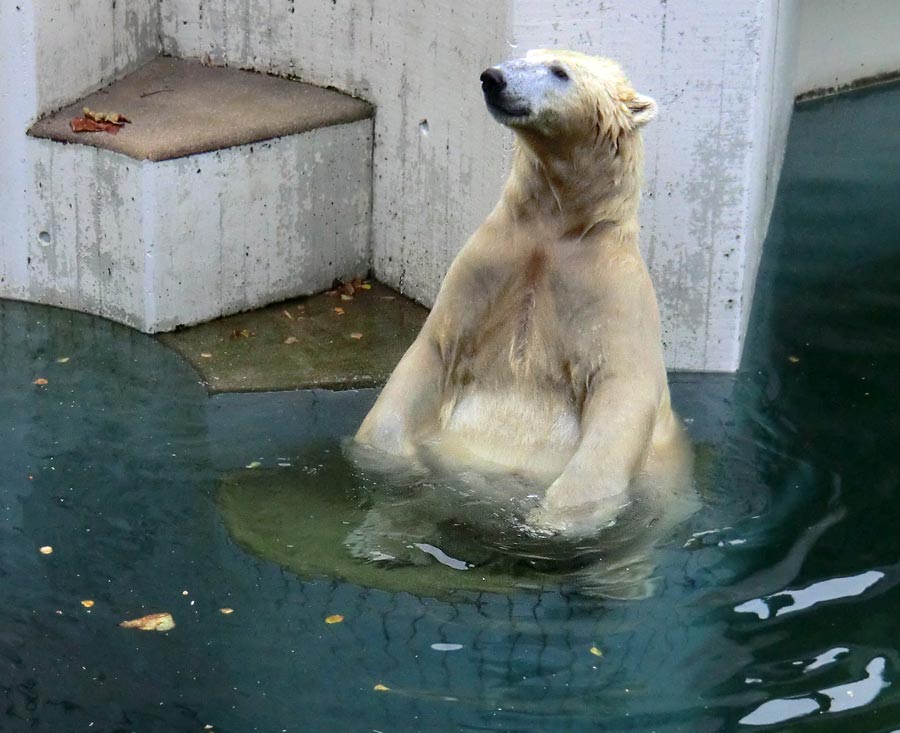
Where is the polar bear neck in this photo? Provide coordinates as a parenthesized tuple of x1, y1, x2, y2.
(502, 133, 645, 239)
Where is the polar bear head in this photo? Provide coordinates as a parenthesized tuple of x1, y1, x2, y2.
(480, 49, 657, 151)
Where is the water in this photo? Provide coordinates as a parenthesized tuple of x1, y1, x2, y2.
(2, 82, 900, 731)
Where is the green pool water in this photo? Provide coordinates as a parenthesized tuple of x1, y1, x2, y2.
(2, 82, 900, 731)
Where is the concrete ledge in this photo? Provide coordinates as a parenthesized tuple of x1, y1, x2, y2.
(157, 282, 427, 393)
(17, 56, 376, 333)
(28, 56, 373, 161)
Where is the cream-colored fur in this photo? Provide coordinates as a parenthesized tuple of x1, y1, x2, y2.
(355, 49, 690, 532)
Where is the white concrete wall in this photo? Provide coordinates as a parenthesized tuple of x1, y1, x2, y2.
(512, 0, 800, 370)
(6, 1, 900, 368)
(33, 0, 160, 114)
(0, 3, 38, 302)
(159, 0, 513, 306)
(1, 0, 159, 305)
(158, 0, 811, 370)
(794, 0, 900, 95)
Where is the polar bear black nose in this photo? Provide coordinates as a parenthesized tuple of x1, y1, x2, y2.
(480, 67, 506, 98)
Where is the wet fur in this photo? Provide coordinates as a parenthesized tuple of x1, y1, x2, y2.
(355, 50, 690, 532)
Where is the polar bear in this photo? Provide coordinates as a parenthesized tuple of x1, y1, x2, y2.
(354, 49, 692, 533)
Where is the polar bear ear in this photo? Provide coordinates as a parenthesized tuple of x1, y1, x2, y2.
(628, 93, 658, 127)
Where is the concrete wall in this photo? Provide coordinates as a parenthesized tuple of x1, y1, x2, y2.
(511, 0, 799, 370)
(794, 0, 900, 95)
(33, 0, 160, 114)
(0, 0, 159, 303)
(5, 1, 900, 369)
(161, 0, 806, 370)
(158, 0, 513, 306)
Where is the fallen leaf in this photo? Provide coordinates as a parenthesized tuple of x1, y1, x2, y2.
(333, 307, 345, 315)
(229, 328, 253, 340)
(119, 612, 175, 632)
(70, 116, 125, 134)
(200, 352, 213, 359)
(340, 294, 353, 301)
(33, 378, 48, 385)
(84, 106, 130, 125)
(283, 336, 299, 345)
(56, 357, 70, 363)
(200, 52, 213, 67)
(219, 607, 234, 615)
(81, 600, 95, 608)
(350, 333, 363, 340)
(282, 310, 293, 320)
(39, 546, 53, 555)
(590, 646, 603, 657)
(245, 461, 261, 469)
(360, 283, 372, 290)
(325, 614, 344, 624)
(373, 684, 390, 692)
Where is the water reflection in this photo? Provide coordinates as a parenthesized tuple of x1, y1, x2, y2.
(734, 570, 885, 620)
(740, 656, 889, 726)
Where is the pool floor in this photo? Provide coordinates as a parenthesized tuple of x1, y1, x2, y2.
(2, 81, 900, 731)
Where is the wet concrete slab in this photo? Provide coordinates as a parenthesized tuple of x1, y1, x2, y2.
(156, 281, 428, 393)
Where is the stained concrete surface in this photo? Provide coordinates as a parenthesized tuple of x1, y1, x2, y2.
(157, 281, 428, 393)
(28, 56, 373, 161)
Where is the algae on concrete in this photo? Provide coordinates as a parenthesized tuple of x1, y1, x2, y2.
(158, 282, 428, 393)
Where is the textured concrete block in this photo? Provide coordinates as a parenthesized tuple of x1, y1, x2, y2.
(12, 56, 374, 333)
(24, 120, 372, 332)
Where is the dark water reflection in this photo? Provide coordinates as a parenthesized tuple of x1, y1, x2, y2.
(2, 83, 900, 731)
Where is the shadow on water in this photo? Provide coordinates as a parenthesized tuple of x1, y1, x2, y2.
(2, 81, 900, 731)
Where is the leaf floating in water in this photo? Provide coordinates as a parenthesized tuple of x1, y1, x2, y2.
(39, 546, 53, 555)
(119, 612, 175, 632)
(325, 614, 344, 624)
(282, 309, 294, 320)
(81, 600, 95, 608)
(283, 336, 299, 345)
(350, 333, 363, 340)
(33, 378, 48, 386)
(788, 355, 800, 363)
(200, 352, 213, 359)
(245, 461, 261, 469)
(340, 294, 353, 302)
(373, 683, 390, 691)
(219, 608, 234, 615)
(56, 357, 70, 363)
(430, 643, 463, 652)
(590, 646, 603, 657)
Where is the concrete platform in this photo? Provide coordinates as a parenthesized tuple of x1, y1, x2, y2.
(157, 281, 428, 392)
(18, 56, 375, 334)
(28, 57, 372, 161)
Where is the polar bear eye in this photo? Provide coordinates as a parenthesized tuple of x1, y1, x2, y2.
(549, 63, 569, 81)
